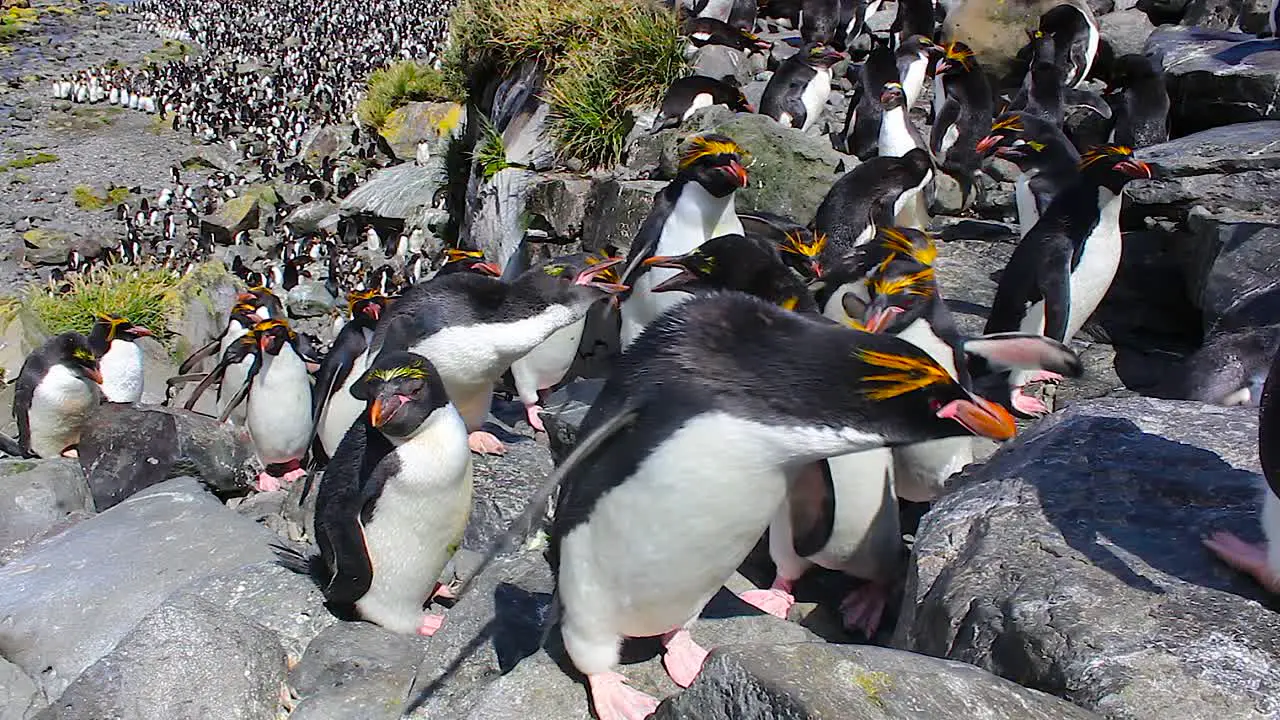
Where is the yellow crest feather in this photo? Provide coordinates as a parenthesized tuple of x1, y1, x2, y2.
(370, 364, 429, 382)
(678, 135, 746, 170)
(780, 230, 827, 258)
(877, 228, 938, 266)
(856, 348, 952, 400)
(871, 267, 936, 297)
(1079, 144, 1135, 170)
(990, 114, 1023, 133)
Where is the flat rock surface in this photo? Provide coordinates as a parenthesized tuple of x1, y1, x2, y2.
(289, 621, 428, 720)
(0, 477, 280, 700)
(894, 397, 1280, 719)
(0, 458, 91, 554)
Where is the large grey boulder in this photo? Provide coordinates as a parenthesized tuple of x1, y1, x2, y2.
(524, 174, 591, 243)
(379, 102, 465, 163)
(1183, 209, 1280, 335)
(465, 167, 538, 273)
(1146, 28, 1280, 135)
(653, 644, 1100, 719)
(76, 403, 255, 509)
(1180, 0, 1271, 33)
(340, 163, 448, 223)
(0, 478, 280, 700)
(0, 656, 40, 720)
(0, 458, 92, 557)
(581, 178, 665, 254)
(35, 594, 286, 720)
(464, 432, 553, 553)
(894, 397, 1280, 719)
(941, 0, 1097, 80)
(289, 622, 428, 720)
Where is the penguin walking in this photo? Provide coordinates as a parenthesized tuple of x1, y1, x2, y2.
(976, 112, 1080, 237)
(619, 135, 748, 348)
(683, 17, 772, 53)
(176, 287, 282, 420)
(811, 148, 933, 260)
(319, 255, 627, 458)
(984, 146, 1152, 415)
(88, 314, 153, 404)
(1038, 4, 1099, 89)
(929, 42, 993, 207)
(641, 233, 817, 313)
(243, 319, 315, 492)
(533, 294, 1018, 720)
(843, 35, 898, 159)
(14, 333, 103, 459)
(311, 351, 472, 636)
(759, 43, 845, 132)
(649, 77, 753, 135)
(310, 290, 390, 467)
(1105, 54, 1169, 148)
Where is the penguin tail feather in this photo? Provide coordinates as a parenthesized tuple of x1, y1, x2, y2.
(271, 542, 326, 585)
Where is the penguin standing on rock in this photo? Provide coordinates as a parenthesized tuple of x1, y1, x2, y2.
(976, 112, 1080, 236)
(1038, 4, 1100, 89)
(930, 41, 993, 207)
(1104, 54, 1169, 148)
(984, 145, 1152, 415)
(310, 351, 472, 636)
(493, 294, 1018, 720)
(843, 35, 898, 159)
(242, 318, 315, 492)
(650, 77, 754, 135)
(88, 314, 153, 404)
(14, 333, 103, 459)
(310, 290, 391, 467)
(619, 134, 748, 348)
(759, 43, 846, 132)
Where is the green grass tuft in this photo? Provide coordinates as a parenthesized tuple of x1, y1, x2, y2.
(357, 61, 455, 129)
(144, 39, 192, 63)
(445, 0, 686, 169)
(472, 116, 510, 179)
(72, 184, 130, 210)
(0, 152, 58, 171)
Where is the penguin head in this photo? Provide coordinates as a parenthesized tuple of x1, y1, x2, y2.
(777, 229, 828, 279)
(235, 286, 283, 321)
(642, 234, 803, 308)
(438, 248, 502, 277)
(51, 332, 103, 386)
(350, 351, 448, 438)
(878, 82, 906, 110)
(251, 318, 297, 356)
(975, 112, 1063, 168)
(849, 337, 1016, 442)
(935, 41, 977, 76)
(801, 42, 846, 69)
(1103, 54, 1160, 94)
(1079, 145, 1154, 190)
(346, 288, 390, 323)
(521, 252, 628, 306)
(677, 134, 749, 197)
(851, 229, 940, 333)
(88, 314, 152, 356)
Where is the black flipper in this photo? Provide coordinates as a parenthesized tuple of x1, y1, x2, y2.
(1039, 249, 1073, 343)
(789, 460, 837, 557)
(177, 338, 221, 374)
(215, 357, 261, 424)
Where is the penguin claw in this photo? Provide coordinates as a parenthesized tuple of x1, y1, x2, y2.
(1028, 370, 1064, 384)
(587, 672, 661, 720)
(467, 431, 506, 455)
(281, 467, 307, 483)
(1204, 532, 1280, 593)
(416, 612, 446, 636)
(738, 588, 795, 619)
(256, 472, 284, 493)
(525, 403, 546, 433)
(661, 629, 708, 688)
(839, 583, 889, 638)
(1010, 389, 1048, 417)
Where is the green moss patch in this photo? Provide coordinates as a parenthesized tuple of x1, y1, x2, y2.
(72, 185, 130, 210)
(357, 61, 456, 129)
(0, 152, 57, 171)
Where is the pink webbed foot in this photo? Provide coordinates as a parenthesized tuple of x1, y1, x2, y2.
(256, 472, 283, 493)
(417, 612, 446, 637)
(60, 448, 79, 459)
(525, 403, 546, 433)
(1027, 370, 1064, 384)
(282, 467, 306, 483)
(587, 672, 660, 720)
(431, 582, 456, 601)
(840, 583, 890, 637)
(1011, 387, 1048, 417)
(468, 430, 506, 455)
(661, 628, 709, 688)
(738, 578, 796, 619)
(1204, 532, 1280, 593)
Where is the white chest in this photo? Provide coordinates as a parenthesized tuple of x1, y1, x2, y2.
(28, 365, 100, 457)
(247, 347, 313, 463)
(896, 317, 957, 379)
(1015, 174, 1039, 238)
(511, 315, 587, 400)
(1064, 189, 1123, 340)
(878, 106, 917, 158)
(902, 57, 927, 110)
(682, 93, 715, 121)
(799, 68, 832, 132)
(99, 339, 144, 403)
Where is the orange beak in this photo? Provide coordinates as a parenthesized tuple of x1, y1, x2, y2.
(1116, 159, 1153, 179)
(861, 305, 904, 334)
(473, 261, 502, 277)
(361, 303, 382, 321)
(975, 134, 1001, 156)
(936, 396, 1016, 441)
(727, 160, 748, 188)
(84, 367, 103, 385)
(127, 326, 153, 337)
(258, 333, 272, 351)
(369, 397, 385, 427)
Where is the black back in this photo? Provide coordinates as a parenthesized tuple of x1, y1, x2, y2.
(1259, 346, 1280, 499)
(760, 51, 820, 128)
(811, 149, 932, 261)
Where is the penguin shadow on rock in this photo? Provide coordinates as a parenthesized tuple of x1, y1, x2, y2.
(984, 416, 1277, 605)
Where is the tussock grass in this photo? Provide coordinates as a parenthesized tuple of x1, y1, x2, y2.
(445, 0, 686, 168)
(357, 61, 454, 129)
(472, 116, 510, 178)
(144, 39, 192, 63)
(72, 185, 130, 210)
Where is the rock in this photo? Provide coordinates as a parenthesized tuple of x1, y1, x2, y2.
(465, 167, 538, 272)
(1100, 9, 1157, 59)
(1183, 209, 1280, 335)
(166, 262, 238, 367)
(287, 281, 338, 318)
(1180, 0, 1271, 32)
(284, 199, 339, 236)
(894, 397, 1280, 719)
(404, 549, 820, 718)
(380, 102, 466, 163)
(0, 656, 40, 720)
(77, 404, 254, 509)
(1131, 121, 1280, 224)
(464, 433, 553, 552)
(653, 643, 1099, 719)
(490, 64, 555, 172)
(1044, 340, 1134, 411)
(580, 178, 665, 254)
(179, 559, 337, 664)
(21, 228, 76, 266)
(184, 145, 237, 173)
(691, 45, 754, 87)
(290, 622, 427, 720)
(933, 234, 1015, 337)
(524, 174, 590, 243)
(0, 478, 280, 700)
(36, 594, 286, 720)
(200, 195, 260, 243)
(541, 378, 605, 464)
(0, 307, 48, 384)
(300, 125, 352, 167)
(1134, 322, 1280, 402)
(340, 163, 448, 223)
(136, 336, 178, 406)
(0, 458, 92, 554)
(941, 0, 1098, 81)
(1083, 228, 1202, 351)
(1147, 27, 1280, 136)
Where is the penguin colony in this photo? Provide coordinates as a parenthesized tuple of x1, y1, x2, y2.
(18, 0, 1280, 718)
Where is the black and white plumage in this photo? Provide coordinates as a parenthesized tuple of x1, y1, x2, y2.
(759, 43, 845, 132)
(1105, 54, 1169, 149)
(976, 111, 1081, 237)
(14, 333, 103, 459)
(649, 77, 753, 134)
(87, 314, 153, 404)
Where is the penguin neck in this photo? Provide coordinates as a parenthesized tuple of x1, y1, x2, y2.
(663, 180, 742, 253)
(878, 105, 920, 158)
(899, 56, 928, 109)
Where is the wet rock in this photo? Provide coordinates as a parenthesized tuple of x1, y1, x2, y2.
(36, 594, 286, 720)
(581, 178, 664, 254)
(341, 163, 448, 223)
(287, 281, 338, 319)
(380, 102, 465, 163)
(0, 477, 280, 700)
(465, 432, 553, 553)
(653, 644, 1099, 720)
(0, 656, 40, 720)
(894, 397, 1280, 720)
(524, 174, 590, 243)
(1184, 209, 1280, 335)
(284, 200, 340, 236)
(942, 0, 1098, 81)
(1147, 27, 1280, 136)
(0, 458, 92, 553)
(77, 404, 254, 509)
(290, 621, 428, 720)
(1131, 121, 1280, 223)
(541, 378, 605, 464)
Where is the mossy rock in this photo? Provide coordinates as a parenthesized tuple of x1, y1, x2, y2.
(379, 102, 466, 162)
(21, 228, 75, 265)
(941, 0, 1096, 82)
